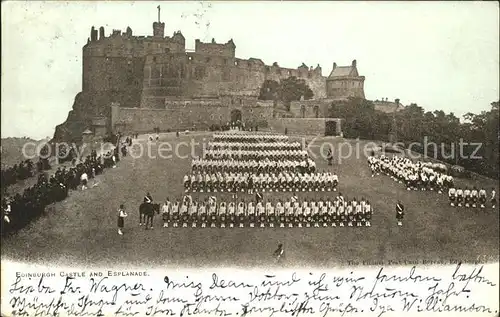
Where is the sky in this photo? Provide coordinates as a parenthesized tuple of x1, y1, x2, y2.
(1, 1, 499, 140)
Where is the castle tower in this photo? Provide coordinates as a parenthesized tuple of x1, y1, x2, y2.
(153, 5, 165, 37)
(326, 59, 365, 99)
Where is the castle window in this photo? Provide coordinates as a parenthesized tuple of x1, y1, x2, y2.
(206, 57, 211, 63)
(239, 99, 242, 105)
(314, 105, 319, 118)
(165, 48, 170, 53)
(224, 59, 228, 65)
(153, 57, 157, 62)
(222, 69, 230, 81)
(300, 105, 306, 118)
(194, 66, 205, 80)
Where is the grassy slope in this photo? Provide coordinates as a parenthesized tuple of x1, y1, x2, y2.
(1, 137, 42, 168)
(1, 133, 498, 268)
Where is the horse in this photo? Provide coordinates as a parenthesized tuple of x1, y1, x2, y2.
(139, 203, 160, 229)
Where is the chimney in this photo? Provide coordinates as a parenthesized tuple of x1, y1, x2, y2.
(395, 98, 400, 105)
(352, 59, 357, 67)
(99, 26, 105, 40)
(332, 62, 337, 70)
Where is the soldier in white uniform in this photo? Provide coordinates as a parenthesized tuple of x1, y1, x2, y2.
(490, 189, 496, 210)
(219, 202, 227, 228)
(355, 201, 362, 226)
(478, 188, 487, 208)
(470, 187, 479, 208)
(208, 197, 217, 228)
(338, 200, 346, 227)
(180, 199, 189, 228)
(171, 200, 180, 228)
(248, 201, 256, 228)
(198, 201, 207, 228)
(464, 187, 471, 208)
(268, 201, 276, 228)
(312, 200, 321, 227)
(258, 201, 266, 228)
(183, 173, 190, 192)
(320, 200, 329, 227)
(228, 201, 236, 228)
(189, 201, 198, 227)
(162, 199, 171, 228)
(276, 200, 285, 228)
(294, 202, 303, 228)
(456, 188, 464, 207)
(448, 187, 457, 206)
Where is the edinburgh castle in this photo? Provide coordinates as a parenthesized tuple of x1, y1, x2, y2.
(54, 15, 370, 141)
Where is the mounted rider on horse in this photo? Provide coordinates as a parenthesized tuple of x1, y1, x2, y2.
(140, 192, 159, 229)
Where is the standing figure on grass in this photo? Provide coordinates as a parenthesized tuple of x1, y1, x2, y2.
(478, 188, 487, 209)
(490, 188, 497, 210)
(273, 243, 285, 264)
(162, 199, 171, 228)
(396, 200, 404, 226)
(80, 171, 89, 190)
(326, 147, 334, 166)
(117, 204, 128, 235)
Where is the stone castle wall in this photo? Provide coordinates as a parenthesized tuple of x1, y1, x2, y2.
(139, 53, 327, 104)
(268, 118, 326, 136)
(111, 101, 273, 133)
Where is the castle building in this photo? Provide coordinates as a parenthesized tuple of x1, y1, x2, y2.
(54, 14, 365, 141)
(326, 60, 365, 99)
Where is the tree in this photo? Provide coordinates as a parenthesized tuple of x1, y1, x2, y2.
(258, 77, 314, 110)
(279, 76, 313, 103)
(258, 80, 280, 101)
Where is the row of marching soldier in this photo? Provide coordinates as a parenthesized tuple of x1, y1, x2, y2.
(152, 194, 373, 228)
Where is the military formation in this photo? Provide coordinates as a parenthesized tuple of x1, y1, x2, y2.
(150, 131, 348, 228)
(448, 187, 496, 209)
(159, 194, 373, 228)
(368, 155, 454, 192)
(183, 171, 339, 193)
(368, 153, 497, 213)
(184, 132, 339, 194)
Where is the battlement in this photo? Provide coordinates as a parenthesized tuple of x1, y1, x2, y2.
(84, 25, 186, 58)
(195, 38, 236, 58)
